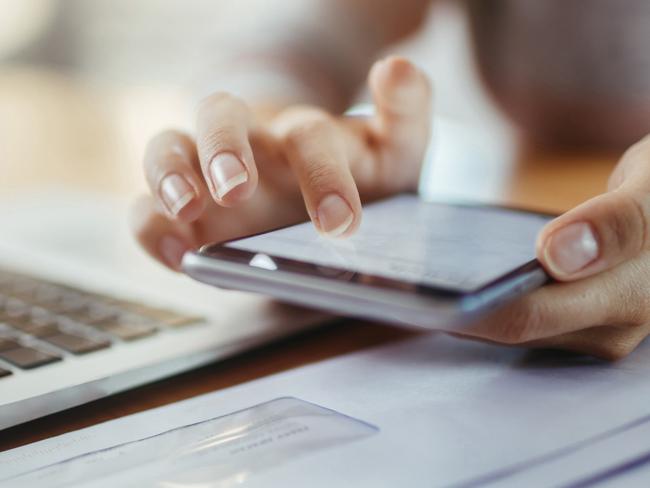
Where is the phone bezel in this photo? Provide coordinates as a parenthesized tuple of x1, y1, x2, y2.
(192, 198, 555, 303)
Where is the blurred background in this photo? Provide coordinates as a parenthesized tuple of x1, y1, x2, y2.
(0, 0, 509, 199)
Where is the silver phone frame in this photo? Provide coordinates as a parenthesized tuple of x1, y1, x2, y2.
(182, 252, 548, 331)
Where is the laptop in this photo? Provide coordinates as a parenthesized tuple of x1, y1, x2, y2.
(0, 190, 325, 429)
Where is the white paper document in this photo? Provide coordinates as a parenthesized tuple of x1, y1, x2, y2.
(2, 333, 650, 487)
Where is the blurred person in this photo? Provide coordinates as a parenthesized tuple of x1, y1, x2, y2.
(131, 0, 650, 359)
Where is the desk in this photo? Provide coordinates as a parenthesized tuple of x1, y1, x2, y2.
(0, 68, 618, 452)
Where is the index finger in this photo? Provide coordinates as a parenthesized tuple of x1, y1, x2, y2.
(459, 255, 648, 345)
(536, 135, 650, 281)
(143, 130, 207, 222)
(196, 92, 259, 207)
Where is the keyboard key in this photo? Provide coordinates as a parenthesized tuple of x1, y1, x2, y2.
(130, 305, 201, 327)
(31, 284, 59, 302)
(97, 321, 157, 341)
(43, 333, 110, 354)
(63, 305, 117, 325)
(0, 338, 20, 352)
(0, 346, 61, 369)
(6, 277, 37, 296)
(0, 272, 14, 287)
(13, 323, 60, 338)
(0, 312, 28, 327)
(29, 308, 58, 325)
(5, 308, 54, 325)
(42, 297, 86, 314)
(0, 367, 12, 378)
(3, 309, 60, 337)
(0, 298, 30, 322)
(29, 284, 74, 307)
(0, 268, 205, 374)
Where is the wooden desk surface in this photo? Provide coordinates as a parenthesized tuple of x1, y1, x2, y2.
(0, 68, 619, 452)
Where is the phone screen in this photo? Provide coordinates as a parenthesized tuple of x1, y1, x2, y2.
(224, 195, 552, 292)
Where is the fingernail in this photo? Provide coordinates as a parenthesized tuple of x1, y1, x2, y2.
(317, 194, 354, 237)
(209, 153, 248, 200)
(160, 174, 195, 216)
(159, 235, 188, 270)
(543, 222, 599, 276)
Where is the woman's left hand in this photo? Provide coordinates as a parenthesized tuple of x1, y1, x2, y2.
(460, 135, 650, 360)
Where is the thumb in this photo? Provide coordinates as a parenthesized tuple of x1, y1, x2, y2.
(537, 191, 650, 281)
(538, 136, 650, 281)
(368, 56, 433, 165)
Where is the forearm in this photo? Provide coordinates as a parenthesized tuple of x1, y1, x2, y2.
(193, 0, 432, 114)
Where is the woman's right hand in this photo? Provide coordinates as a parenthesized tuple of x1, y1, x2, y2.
(131, 56, 432, 270)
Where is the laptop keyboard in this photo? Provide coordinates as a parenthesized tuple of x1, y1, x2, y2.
(0, 269, 203, 375)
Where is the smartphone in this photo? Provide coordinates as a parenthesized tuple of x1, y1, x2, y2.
(182, 194, 554, 330)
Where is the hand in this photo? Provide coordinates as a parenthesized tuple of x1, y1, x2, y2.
(460, 135, 650, 360)
(131, 56, 431, 270)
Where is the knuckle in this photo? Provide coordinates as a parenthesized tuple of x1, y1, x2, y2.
(615, 192, 650, 253)
(305, 161, 338, 191)
(286, 119, 332, 146)
(278, 109, 334, 146)
(610, 136, 650, 188)
(494, 302, 545, 345)
(596, 338, 638, 361)
(618, 288, 642, 328)
(625, 134, 650, 161)
(280, 105, 330, 123)
(144, 130, 179, 163)
(617, 274, 650, 329)
(199, 125, 239, 155)
(146, 130, 190, 161)
(197, 91, 240, 114)
(146, 130, 173, 151)
(382, 56, 414, 85)
(196, 92, 249, 135)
